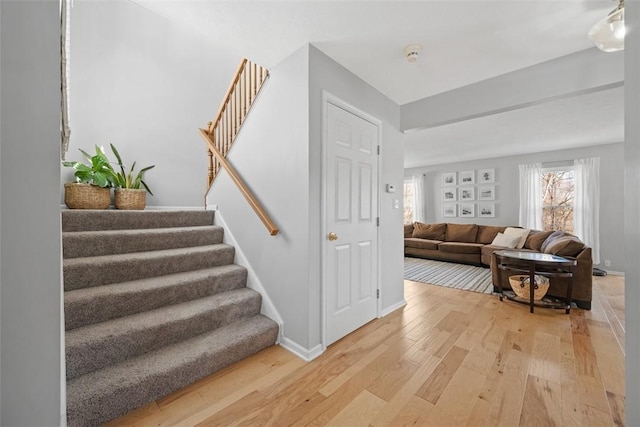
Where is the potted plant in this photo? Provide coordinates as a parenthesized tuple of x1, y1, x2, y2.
(109, 143, 155, 210)
(62, 146, 115, 209)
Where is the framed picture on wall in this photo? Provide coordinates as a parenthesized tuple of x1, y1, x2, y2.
(442, 188, 457, 201)
(459, 203, 475, 218)
(478, 203, 495, 217)
(459, 170, 475, 185)
(478, 168, 495, 183)
(478, 185, 495, 201)
(459, 187, 475, 201)
(442, 204, 457, 218)
(442, 172, 457, 186)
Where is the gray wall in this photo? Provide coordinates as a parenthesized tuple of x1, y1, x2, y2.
(0, 1, 62, 425)
(210, 46, 313, 349)
(308, 45, 405, 319)
(405, 143, 624, 271)
(66, 1, 241, 207)
(625, 2, 640, 424)
(210, 44, 405, 354)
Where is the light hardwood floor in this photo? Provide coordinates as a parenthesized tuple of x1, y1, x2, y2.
(107, 274, 625, 427)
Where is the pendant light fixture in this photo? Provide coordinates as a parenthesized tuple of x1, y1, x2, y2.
(588, 0, 625, 52)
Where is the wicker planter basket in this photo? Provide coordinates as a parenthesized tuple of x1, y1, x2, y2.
(509, 275, 550, 301)
(64, 183, 111, 209)
(115, 188, 146, 210)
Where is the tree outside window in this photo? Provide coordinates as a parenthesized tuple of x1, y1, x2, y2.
(541, 168, 575, 233)
(403, 180, 414, 224)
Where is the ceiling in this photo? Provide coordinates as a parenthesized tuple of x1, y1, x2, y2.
(134, 0, 625, 166)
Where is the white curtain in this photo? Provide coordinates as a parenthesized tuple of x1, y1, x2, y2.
(574, 157, 600, 264)
(412, 174, 426, 223)
(519, 163, 542, 230)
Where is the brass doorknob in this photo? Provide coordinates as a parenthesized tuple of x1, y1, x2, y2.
(328, 232, 339, 241)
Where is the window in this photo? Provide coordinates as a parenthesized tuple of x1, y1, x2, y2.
(403, 179, 414, 224)
(541, 168, 575, 233)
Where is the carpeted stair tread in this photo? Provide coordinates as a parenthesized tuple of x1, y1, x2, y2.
(66, 314, 278, 427)
(63, 225, 224, 258)
(63, 244, 235, 291)
(66, 288, 262, 380)
(65, 264, 247, 330)
(62, 209, 215, 232)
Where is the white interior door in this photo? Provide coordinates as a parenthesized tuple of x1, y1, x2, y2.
(324, 101, 379, 346)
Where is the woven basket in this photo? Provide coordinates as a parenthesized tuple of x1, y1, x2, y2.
(64, 183, 111, 209)
(114, 188, 146, 210)
(509, 275, 550, 300)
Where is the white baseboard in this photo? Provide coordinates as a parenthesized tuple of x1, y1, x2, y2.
(280, 337, 324, 362)
(60, 205, 205, 211)
(381, 299, 407, 317)
(213, 210, 285, 343)
(144, 206, 204, 211)
(604, 270, 625, 276)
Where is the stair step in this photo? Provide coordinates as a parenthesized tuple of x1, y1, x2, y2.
(61, 209, 215, 232)
(63, 244, 235, 291)
(62, 225, 224, 258)
(64, 265, 247, 330)
(66, 288, 262, 380)
(66, 314, 278, 427)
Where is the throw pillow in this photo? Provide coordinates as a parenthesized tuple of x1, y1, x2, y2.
(491, 232, 521, 249)
(540, 230, 568, 253)
(412, 222, 446, 240)
(543, 235, 586, 257)
(525, 230, 554, 251)
(504, 227, 530, 249)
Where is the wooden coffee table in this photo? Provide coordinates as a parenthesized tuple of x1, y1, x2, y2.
(494, 250, 577, 314)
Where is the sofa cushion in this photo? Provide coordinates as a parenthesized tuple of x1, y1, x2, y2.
(439, 242, 484, 254)
(404, 238, 440, 251)
(503, 227, 530, 249)
(404, 224, 414, 238)
(445, 223, 479, 243)
(412, 222, 446, 240)
(525, 230, 554, 251)
(542, 233, 586, 257)
(476, 225, 506, 244)
(491, 232, 520, 249)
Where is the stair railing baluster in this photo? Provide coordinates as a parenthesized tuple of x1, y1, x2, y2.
(202, 59, 274, 234)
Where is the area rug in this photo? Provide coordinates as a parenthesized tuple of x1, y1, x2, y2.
(404, 257, 494, 294)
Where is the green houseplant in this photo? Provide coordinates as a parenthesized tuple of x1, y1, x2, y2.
(109, 143, 155, 210)
(62, 145, 115, 209)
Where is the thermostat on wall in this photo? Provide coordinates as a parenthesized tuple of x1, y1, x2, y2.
(386, 184, 396, 193)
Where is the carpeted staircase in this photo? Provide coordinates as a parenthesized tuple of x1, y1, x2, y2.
(62, 210, 279, 426)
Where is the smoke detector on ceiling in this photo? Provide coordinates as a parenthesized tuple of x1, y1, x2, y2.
(403, 44, 422, 63)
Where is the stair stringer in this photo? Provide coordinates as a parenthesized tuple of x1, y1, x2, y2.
(213, 209, 284, 344)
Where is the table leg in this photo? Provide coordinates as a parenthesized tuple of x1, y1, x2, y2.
(529, 266, 535, 314)
(566, 266, 575, 314)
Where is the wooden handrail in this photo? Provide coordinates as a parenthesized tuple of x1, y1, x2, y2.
(200, 128, 278, 236)
(203, 58, 272, 234)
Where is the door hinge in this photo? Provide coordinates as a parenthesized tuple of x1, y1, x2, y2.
(376, 217, 380, 226)
(377, 145, 380, 155)
(377, 289, 380, 299)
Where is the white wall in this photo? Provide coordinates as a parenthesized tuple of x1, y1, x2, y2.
(405, 143, 624, 271)
(66, 0, 241, 207)
(0, 1, 62, 425)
